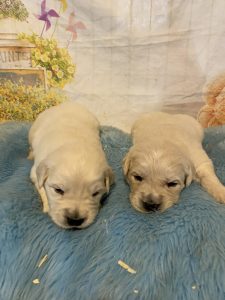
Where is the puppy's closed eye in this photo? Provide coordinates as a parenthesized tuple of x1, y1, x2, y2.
(133, 174, 143, 182)
(167, 181, 179, 188)
(54, 187, 64, 195)
(92, 191, 100, 197)
(49, 184, 65, 195)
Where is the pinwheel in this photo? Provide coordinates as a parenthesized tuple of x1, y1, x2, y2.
(36, 0, 59, 36)
(66, 11, 86, 46)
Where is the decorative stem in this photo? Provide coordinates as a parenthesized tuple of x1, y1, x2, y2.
(66, 33, 73, 49)
(51, 3, 62, 38)
(40, 22, 46, 37)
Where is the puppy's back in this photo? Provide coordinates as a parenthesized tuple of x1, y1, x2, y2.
(29, 101, 99, 144)
(132, 112, 203, 144)
(29, 102, 100, 162)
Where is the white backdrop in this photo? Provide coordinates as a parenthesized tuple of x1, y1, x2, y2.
(1, 0, 225, 130)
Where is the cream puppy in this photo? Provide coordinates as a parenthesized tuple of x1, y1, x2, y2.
(29, 102, 114, 229)
(123, 112, 225, 213)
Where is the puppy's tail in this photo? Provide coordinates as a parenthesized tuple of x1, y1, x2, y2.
(196, 162, 225, 204)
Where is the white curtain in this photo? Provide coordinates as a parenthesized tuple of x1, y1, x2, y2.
(1, 0, 225, 130)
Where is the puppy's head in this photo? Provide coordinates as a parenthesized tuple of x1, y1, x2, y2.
(36, 148, 114, 229)
(123, 143, 194, 213)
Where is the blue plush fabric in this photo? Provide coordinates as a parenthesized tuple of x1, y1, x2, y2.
(1, 122, 225, 300)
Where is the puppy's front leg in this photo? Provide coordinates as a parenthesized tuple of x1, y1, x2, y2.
(196, 161, 225, 204)
(190, 145, 225, 203)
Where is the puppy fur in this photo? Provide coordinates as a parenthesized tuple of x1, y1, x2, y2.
(123, 112, 225, 213)
(29, 101, 114, 229)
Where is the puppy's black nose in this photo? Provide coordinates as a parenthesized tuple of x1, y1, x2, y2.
(142, 201, 160, 212)
(66, 216, 85, 227)
(65, 209, 86, 227)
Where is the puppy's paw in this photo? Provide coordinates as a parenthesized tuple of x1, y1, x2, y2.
(212, 186, 225, 204)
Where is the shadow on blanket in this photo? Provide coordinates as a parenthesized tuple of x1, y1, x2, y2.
(1, 122, 225, 300)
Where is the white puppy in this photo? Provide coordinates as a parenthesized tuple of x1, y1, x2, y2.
(123, 112, 225, 213)
(29, 102, 114, 229)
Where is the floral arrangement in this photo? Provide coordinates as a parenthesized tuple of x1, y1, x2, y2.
(0, 0, 29, 21)
(18, 33, 76, 88)
(0, 80, 66, 122)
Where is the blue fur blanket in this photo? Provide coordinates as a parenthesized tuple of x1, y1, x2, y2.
(1, 122, 225, 300)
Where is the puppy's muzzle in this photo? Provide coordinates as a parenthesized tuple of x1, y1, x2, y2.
(142, 201, 160, 212)
(141, 193, 162, 212)
(65, 210, 86, 227)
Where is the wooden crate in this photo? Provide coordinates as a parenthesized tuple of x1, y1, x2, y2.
(0, 33, 34, 68)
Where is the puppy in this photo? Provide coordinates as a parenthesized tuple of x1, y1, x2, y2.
(29, 102, 114, 229)
(123, 112, 225, 213)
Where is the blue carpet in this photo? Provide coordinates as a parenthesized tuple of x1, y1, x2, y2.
(1, 122, 225, 300)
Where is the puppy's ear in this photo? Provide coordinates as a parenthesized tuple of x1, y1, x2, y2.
(36, 160, 48, 188)
(104, 167, 114, 193)
(184, 161, 195, 187)
(122, 151, 131, 176)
